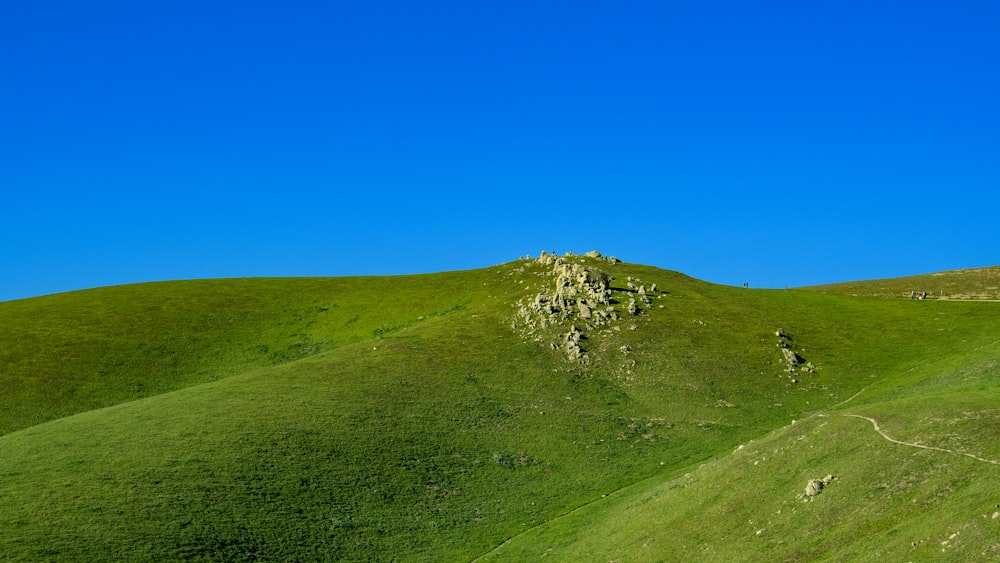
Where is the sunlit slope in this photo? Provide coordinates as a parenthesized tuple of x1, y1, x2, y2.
(0, 272, 493, 435)
(480, 271, 1000, 562)
(480, 373, 999, 562)
(1, 257, 998, 561)
(803, 265, 1000, 300)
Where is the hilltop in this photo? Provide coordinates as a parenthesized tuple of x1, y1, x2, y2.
(1, 253, 997, 561)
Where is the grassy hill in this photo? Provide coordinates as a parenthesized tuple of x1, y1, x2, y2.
(1, 255, 997, 561)
(804, 265, 1000, 301)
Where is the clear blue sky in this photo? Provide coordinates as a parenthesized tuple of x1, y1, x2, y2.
(3, 1, 998, 301)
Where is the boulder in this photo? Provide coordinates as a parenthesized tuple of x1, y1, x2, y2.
(805, 475, 835, 497)
(805, 479, 824, 497)
(781, 348, 801, 365)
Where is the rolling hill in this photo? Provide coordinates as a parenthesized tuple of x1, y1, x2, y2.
(1, 254, 997, 561)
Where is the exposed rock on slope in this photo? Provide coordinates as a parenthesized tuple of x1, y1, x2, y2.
(511, 251, 657, 363)
(775, 328, 817, 380)
(803, 475, 836, 499)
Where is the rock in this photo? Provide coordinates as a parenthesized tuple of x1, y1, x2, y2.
(805, 475, 836, 497)
(586, 269, 611, 292)
(564, 326, 583, 343)
(536, 251, 567, 267)
(512, 253, 655, 364)
(781, 348, 801, 365)
(805, 479, 824, 496)
(564, 339, 584, 361)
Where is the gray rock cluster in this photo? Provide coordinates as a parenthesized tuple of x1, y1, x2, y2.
(627, 276, 653, 311)
(781, 347, 802, 369)
(775, 328, 816, 379)
(536, 249, 619, 265)
(804, 474, 836, 499)
(583, 249, 620, 264)
(517, 256, 618, 331)
(559, 326, 585, 361)
(511, 251, 655, 363)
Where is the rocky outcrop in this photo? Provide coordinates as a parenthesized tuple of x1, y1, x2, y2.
(781, 347, 802, 367)
(516, 257, 616, 327)
(775, 328, 816, 378)
(511, 252, 656, 363)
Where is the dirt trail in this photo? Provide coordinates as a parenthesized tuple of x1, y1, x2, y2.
(472, 381, 998, 561)
(843, 414, 999, 465)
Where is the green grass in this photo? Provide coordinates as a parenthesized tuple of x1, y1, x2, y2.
(1, 256, 997, 560)
(0, 272, 490, 435)
(804, 264, 1000, 300)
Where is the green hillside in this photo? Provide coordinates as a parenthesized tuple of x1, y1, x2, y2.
(0, 272, 487, 435)
(804, 265, 1000, 301)
(1, 254, 997, 561)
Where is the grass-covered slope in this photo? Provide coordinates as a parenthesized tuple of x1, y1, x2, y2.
(480, 307, 1000, 562)
(0, 272, 486, 435)
(1, 256, 997, 561)
(804, 264, 1000, 300)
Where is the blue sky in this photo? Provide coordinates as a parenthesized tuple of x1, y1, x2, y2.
(3, 0, 998, 301)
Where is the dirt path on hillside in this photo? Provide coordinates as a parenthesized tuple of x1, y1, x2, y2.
(471, 382, 998, 561)
(843, 414, 999, 466)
